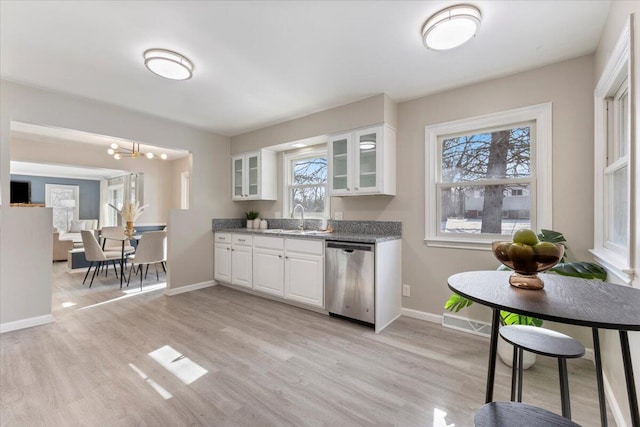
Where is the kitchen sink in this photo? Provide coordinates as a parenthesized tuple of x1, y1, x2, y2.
(260, 229, 330, 235)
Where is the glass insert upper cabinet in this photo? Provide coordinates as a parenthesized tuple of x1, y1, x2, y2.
(231, 150, 277, 201)
(328, 124, 396, 196)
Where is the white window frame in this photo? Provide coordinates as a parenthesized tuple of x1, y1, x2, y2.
(592, 19, 635, 284)
(425, 103, 552, 250)
(283, 147, 330, 219)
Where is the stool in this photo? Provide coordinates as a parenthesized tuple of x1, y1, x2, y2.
(499, 325, 585, 419)
(475, 401, 582, 426)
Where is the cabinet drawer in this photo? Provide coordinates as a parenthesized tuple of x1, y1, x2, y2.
(232, 234, 253, 246)
(215, 233, 232, 243)
(253, 236, 284, 250)
(285, 238, 323, 255)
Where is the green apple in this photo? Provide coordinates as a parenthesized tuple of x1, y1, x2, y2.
(534, 241, 560, 264)
(508, 242, 536, 272)
(513, 229, 539, 246)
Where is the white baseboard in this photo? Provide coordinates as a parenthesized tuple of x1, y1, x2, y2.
(603, 369, 629, 427)
(401, 307, 442, 324)
(164, 280, 216, 296)
(1, 314, 55, 334)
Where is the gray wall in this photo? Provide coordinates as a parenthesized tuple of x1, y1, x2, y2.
(10, 174, 100, 219)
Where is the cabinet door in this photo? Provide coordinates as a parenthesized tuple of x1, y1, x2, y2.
(214, 243, 231, 283)
(231, 245, 252, 288)
(246, 153, 260, 199)
(285, 253, 324, 307)
(328, 133, 352, 195)
(232, 155, 245, 200)
(354, 127, 381, 193)
(253, 248, 284, 296)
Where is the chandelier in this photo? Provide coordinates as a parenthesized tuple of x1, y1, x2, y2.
(107, 142, 168, 160)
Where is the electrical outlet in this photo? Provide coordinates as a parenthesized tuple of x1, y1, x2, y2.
(402, 284, 411, 297)
(334, 211, 343, 220)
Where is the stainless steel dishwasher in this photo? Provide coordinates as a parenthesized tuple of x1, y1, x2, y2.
(325, 241, 375, 325)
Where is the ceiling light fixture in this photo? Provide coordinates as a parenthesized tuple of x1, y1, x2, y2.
(144, 48, 193, 80)
(107, 142, 168, 160)
(422, 4, 481, 51)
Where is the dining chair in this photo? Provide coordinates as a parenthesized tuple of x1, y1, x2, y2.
(100, 226, 135, 254)
(81, 230, 123, 287)
(126, 230, 167, 290)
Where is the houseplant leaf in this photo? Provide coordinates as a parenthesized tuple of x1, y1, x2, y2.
(444, 293, 473, 312)
(549, 262, 607, 281)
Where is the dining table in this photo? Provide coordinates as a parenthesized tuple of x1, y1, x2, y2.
(100, 233, 141, 288)
(448, 270, 640, 427)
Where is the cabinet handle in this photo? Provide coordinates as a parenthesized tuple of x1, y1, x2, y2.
(231, 248, 235, 251)
(355, 187, 359, 190)
(285, 256, 289, 260)
(347, 187, 350, 191)
(278, 255, 282, 259)
(238, 239, 245, 242)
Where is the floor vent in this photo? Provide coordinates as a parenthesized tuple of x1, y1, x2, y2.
(442, 313, 491, 337)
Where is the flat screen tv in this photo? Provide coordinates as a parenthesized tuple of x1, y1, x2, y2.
(10, 181, 31, 204)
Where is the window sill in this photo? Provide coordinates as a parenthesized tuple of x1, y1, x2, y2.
(589, 248, 634, 285)
(425, 237, 493, 251)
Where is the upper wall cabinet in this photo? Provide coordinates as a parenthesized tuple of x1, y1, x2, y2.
(328, 124, 396, 196)
(232, 150, 277, 201)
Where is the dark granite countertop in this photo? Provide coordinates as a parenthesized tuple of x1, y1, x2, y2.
(215, 228, 400, 243)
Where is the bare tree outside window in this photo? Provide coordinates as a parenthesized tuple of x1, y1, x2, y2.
(439, 123, 532, 235)
(289, 156, 327, 216)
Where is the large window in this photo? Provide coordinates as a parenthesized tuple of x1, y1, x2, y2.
(425, 103, 552, 249)
(104, 173, 144, 226)
(283, 149, 329, 219)
(592, 20, 633, 284)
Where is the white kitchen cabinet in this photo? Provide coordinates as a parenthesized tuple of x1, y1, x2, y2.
(284, 239, 324, 308)
(231, 234, 253, 288)
(253, 236, 285, 296)
(232, 150, 277, 201)
(214, 233, 232, 283)
(328, 124, 396, 196)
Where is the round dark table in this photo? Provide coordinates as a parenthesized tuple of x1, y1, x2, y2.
(448, 271, 640, 427)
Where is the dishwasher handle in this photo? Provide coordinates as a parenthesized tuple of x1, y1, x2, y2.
(326, 241, 374, 252)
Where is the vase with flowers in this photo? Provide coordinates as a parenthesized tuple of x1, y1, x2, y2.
(109, 201, 149, 239)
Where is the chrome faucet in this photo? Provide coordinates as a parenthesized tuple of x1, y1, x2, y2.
(292, 204, 305, 230)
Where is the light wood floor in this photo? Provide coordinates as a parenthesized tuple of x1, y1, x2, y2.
(0, 262, 614, 426)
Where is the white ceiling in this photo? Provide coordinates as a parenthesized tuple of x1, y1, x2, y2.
(0, 1, 611, 137)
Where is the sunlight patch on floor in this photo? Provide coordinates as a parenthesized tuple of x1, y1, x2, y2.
(76, 282, 167, 311)
(61, 302, 77, 308)
(122, 282, 166, 295)
(128, 363, 172, 400)
(433, 408, 455, 427)
(148, 345, 208, 385)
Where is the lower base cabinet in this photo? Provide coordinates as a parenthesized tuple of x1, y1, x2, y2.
(252, 236, 285, 296)
(284, 252, 324, 307)
(215, 233, 323, 309)
(231, 236, 252, 288)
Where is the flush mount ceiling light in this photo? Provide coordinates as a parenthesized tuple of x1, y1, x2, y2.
(144, 48, 193, 80)
(422, 4, 481, 51)
(108, 142, 168, 160)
